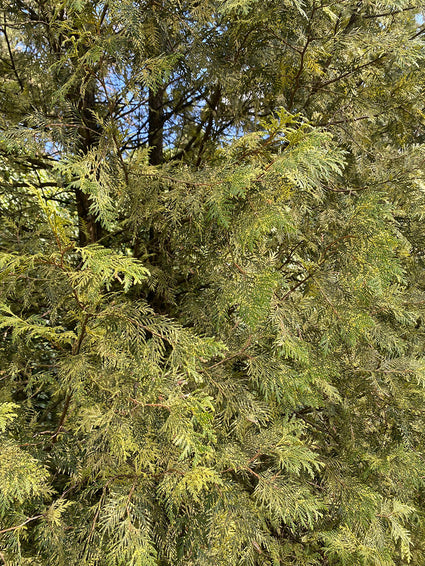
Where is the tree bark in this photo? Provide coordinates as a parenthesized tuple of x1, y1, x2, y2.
(148, 86, 165, 166)
(75, 188, 103, 246)
(74, 82, 103, 245)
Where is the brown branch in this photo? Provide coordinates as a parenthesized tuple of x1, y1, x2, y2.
(126, 482, 136, 517)
(288, 35, 312, 110)
(99, 3, 109, 28)
(319, 114, 372, 127)
(410, 25, 425, 40)
(196, 85, 221, 167)
(264, 27, 302, 54)
(73, 313, 90, 354)
(281, 271, 316, 302)
(312, 56, 384, 93)
(2, 16, 24, 92)
(50, 392, 71, 443)
(363, 6, 417, 19)
(51, 312, 89, 444)
(10, 154, 55, 170)
(1, 181, 59, 190)
(298, 413, 337, 438)
(321, 234, 356, 256)
(281, 235, 355, 302)
(245, 466, 261, 480)
(288, 2, 318, 110)
(279, 241, 304, 269)
(247, 450, 262, 465)
(204, 336, 253, 371)
(233, 262, 249, 275)
(0, 514, 43, 535)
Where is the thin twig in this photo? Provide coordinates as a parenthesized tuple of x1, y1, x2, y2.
(281, 235, 355, 301)
(204, 336, 253, 371)
(364, 6, 417, 19)
(51, 393, 71, 443)
(0, 514, 43, 535)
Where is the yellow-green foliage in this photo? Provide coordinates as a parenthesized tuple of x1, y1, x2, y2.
(1, 0, 425, 565)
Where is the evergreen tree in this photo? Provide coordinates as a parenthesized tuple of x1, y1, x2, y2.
(1, 1, 425, 564)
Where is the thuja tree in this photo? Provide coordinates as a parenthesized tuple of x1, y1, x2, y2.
(1, 0, 425, 564)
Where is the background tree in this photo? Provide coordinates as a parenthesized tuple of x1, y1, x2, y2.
(1, 1, 425, 564)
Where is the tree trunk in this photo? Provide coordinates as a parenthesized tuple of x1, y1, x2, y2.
(74, 82, 103, 245)
(148, 86, 165, 166)
(75, 188, 103, 246)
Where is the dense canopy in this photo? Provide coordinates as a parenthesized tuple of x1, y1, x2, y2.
(1, 0, 425, 564)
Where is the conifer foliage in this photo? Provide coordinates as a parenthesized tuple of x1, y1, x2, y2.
(1, 0, 425, 564)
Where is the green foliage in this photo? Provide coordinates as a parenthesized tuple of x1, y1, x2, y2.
(1, 0, 425, 564)
(0, 403, 18, 432)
